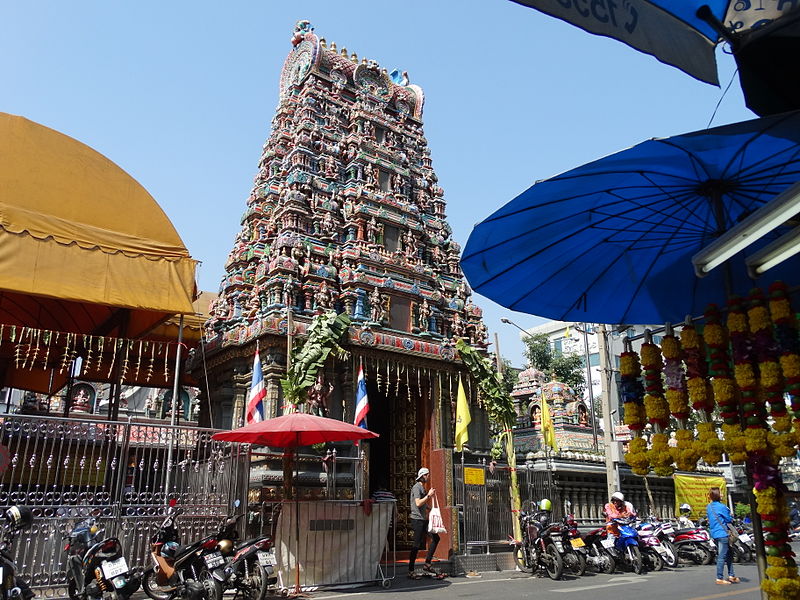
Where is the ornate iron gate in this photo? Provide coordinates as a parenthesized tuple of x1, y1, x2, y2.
(0, 415, 248, 597)
(454, 462, 560, 552)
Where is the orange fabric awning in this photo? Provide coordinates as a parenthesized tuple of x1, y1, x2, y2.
(0, 113, 199, 393)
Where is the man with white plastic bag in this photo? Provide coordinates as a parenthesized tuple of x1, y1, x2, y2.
(408, 467, 446, 579)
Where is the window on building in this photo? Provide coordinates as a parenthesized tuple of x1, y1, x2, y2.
(390, 296, 411, 331)
(589, 353, 600, 367)
(552, 339, 563, 356)
(378, 169, 391, 192)
(384, 225, 400, 252)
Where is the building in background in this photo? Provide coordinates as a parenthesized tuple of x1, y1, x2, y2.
(192, 21, 490, 554)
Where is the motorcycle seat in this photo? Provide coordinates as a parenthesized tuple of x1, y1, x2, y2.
(673, 528, 699, 535)
(235, 537, 268, 551)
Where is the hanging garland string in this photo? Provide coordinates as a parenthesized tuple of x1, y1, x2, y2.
(717, 297, 747, 464)
(662, 326, 698, 471)
(695, 306, 724, 465)
(641, 333, 673, 476)
(767, 282, 800, 443)
(620, 339, 648, 475)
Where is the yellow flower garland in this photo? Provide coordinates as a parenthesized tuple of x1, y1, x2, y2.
(625, 436, 650, 476)
(648, 432, 674, 476)
(672, 429, 699, 471)
(721, 423, 747, 464)
(695, 422, 723, 465)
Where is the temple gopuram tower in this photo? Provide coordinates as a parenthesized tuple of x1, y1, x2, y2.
(196, 21, 489, 550)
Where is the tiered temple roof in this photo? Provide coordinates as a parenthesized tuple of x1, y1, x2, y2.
(204, 20, 487, 359)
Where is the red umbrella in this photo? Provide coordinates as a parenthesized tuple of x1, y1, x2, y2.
(211, 412, 378, 447)
(211, 412, 378, 594)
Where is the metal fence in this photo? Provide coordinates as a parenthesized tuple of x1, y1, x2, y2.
(0, 414, 248, 597)
(454, 462, 561, 552)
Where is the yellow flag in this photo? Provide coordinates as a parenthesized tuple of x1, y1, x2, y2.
(540, 394, 558, 452)
(455, 375, 471, 452)
(564, 325, 571, 339)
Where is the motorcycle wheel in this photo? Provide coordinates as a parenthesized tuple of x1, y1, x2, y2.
(232, 557, 268, 600)
(567, 551, 586, 577)
(661, 540, 679, 569)
(67, 579, 80, 600)
(544, 544, 564, 580)
(701, 545, 715, 566)
(142, 570, 176, 600)
(692, 545, 711, 565)
(627, 545, 643, 575)
(600, 553, 616, 574)
(513, 544, 532, 573)
(648, 550, 664, 571)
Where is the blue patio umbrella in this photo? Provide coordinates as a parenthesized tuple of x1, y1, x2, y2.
(511, 1, 800, 109)
(461, 110, 800, 325)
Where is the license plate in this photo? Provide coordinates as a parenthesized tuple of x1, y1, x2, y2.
(739, 534, 751, 543)
(601, 538, 615, 549)
(101, 557, 128, 579)
(257, 551, 274, 567)
(663, 526, 674, 534)
(204, 552, 225, 568)
(570, 538, 585, 549)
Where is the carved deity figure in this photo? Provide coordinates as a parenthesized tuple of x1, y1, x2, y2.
(369, 287, 385, 323)
(451, 312, 466, 338)
(314, 282, 333, 310)
(402, 229, 417, 255)
(366, 216, 381, 244)
(307, 373, 334, 417)
(417, 299, 431, 331)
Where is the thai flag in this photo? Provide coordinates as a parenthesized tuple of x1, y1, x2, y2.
(354, 364, 369, 429)
(246, 349, 266, 424)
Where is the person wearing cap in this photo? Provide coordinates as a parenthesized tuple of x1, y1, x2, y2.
(408, 467, 439, 579)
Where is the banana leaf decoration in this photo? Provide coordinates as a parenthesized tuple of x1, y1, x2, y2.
(281, 311, 351, 407)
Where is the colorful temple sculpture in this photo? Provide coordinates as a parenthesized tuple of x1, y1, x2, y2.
(194, 21, 490, 552)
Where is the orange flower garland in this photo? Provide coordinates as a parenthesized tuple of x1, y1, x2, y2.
(720, 297, 747, 463)
(767, 281, 800, 446)
(662, 330, 699, 470)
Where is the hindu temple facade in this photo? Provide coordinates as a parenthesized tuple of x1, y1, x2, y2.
(194, 21, 490, 552)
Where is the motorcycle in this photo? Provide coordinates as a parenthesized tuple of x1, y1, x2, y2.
(142, 500, 219, 600)
(0, 506, 35, 600)
(580, 526, 616, 574)
(512, 507, 564, 580)
(557, 515, 587, 576)
(672, 525, 715, 565)
(608, 518, 644, 574)
(210, 536, 275, 600)
(731, 521, 754, 563)
(636, 521, 671, 571)
(64, 513, 140, 600)
(646, 518, 680, 569)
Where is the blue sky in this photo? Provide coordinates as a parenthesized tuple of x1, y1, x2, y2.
(1, 1, 754, 366)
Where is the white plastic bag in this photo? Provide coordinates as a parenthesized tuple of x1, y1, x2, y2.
(428, 495, 447, 534)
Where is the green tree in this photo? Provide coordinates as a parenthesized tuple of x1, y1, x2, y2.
(522, 333, 586, 396)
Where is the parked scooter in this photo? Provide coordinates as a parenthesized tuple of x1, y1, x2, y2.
(608, 517, 644, 574)
(671, 525, 715, 565)
(646, 518, 680, 568)
(64, 513, 140, 600)
(512, 500, 564, 580)
(554, 514, 587, 576)
(142, 500, 218, 600)
(580, 526, 616, 574)
(0, 506, 35, 600)
(636, 521, 671, 571)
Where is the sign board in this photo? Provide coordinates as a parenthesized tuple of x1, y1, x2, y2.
(614, 424, 632, 442)
(464, 467, 485, 486)
(673, 474, 727, 520)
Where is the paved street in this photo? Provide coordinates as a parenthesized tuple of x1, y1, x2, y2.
(315, 562, 762, 600)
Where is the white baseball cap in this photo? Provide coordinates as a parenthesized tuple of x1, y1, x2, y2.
(416, 467, 430, 480)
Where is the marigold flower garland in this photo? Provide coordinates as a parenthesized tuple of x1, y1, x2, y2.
(661, 329, 699, 470)
(767, 281, 800, 445)
(747, 287, 799, 600)
(719, 297, 747, 463)
(748, 289, 794, 458)
(694, 306, 724, 465)
(640, 336, 673, 476)
(620, 342, 649, 475)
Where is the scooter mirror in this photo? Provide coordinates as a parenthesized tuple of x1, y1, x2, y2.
(233, 499, 241, 509)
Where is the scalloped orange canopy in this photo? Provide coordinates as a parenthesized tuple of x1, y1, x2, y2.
(0, 112, 198, 392)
